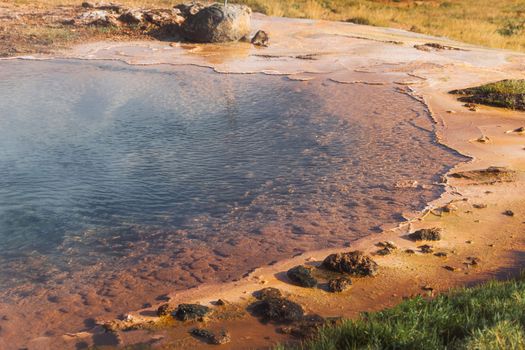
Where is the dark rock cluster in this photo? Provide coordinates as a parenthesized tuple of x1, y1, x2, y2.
(322, 251, 379, 277)
(408, 228, 442, 241)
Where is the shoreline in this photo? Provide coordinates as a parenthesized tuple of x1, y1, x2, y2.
(3, 14, 525, 350)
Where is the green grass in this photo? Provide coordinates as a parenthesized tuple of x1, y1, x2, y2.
(466, 80, 525, 96)
(279, 278, 525, 349)
(450, 80, 525, 110)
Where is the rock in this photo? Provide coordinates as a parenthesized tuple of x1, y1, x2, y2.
(503, 210, 515, 217)
(251, 297, 304, 323)
(82, 1, 95, 8)
(376, 241, 397, 249)
(408, 228, 442, 241)
(442, 204, 458, 213)
(143, 8, 184, 26)
(287, 265, 317, 288)
(418, 245, 433, 254)
(327, 277, 352, 293)
(375, 242, 397, 256)
(404, 249, 416, 254)
(514, 126, 525, 133)
(279, 314, 326, 339)
(215, 299, 226, 306)
(76, 10, 119, 27)
(464, 103, 477, 111)
(251, 30, 269, 46)
(175, 2, 206, 17)
(376, 247, 394, 255)
(190, 328, 231, 345)
(181, 3, 252, 43)
(156, 303, 173, 317)
(434, 252, 448, 257)
(476, 136, 490, 143)
(172, 304, 211, 321)
(321, 251, 378, 277)
(254, 287, 282, 300)
(473, 203, 487, 209)
(118, 10, 143, 25)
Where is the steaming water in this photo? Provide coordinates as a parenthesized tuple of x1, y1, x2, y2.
(0, 60, 465, 338)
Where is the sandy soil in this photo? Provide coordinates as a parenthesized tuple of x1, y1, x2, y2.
(2, 12, 525, 350)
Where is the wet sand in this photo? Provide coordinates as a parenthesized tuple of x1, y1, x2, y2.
(2, 13, 525, 350)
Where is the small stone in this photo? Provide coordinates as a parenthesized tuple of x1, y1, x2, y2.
(408, 228, 442, 241)
(404, 249, 416, 254)
(443, 265, 460, 272)
(477, 136, 490, 143)
(172, 304, 211, 321)
(514, 127, 525, 133)
(251, 30, 269, 46)
(473, 203, 487, 209)
(434, 252, 448, 257)
(418, 245, 434, 254)
(157, 303, 173, 317)
(466, 257, 481, 266)
(327, 277, 352, 293)
(465, 240, 473, 244)
(503, 210, 515, 217)
(375, 241, 398, 249)
(446, 110, 456, 114)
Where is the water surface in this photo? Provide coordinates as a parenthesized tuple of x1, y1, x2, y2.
(0, 59, 465, 345)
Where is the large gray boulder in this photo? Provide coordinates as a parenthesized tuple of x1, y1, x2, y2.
(181, 3, 251, 43)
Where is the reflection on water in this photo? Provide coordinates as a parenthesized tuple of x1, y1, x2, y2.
(0, 59, 465, 344)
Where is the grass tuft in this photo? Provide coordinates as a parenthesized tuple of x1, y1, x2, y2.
(450, 80, 525, 110)
(281, 278, 525, 349)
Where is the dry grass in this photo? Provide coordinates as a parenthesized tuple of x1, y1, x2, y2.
(2, 0, 525, 52)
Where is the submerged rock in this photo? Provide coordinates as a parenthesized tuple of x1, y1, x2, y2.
(190, 328, 231, 345)
(327, 277, 352, 293)
(287, 265, 317, 288)
(408, 228, 442, 241)
(181, 3, 251, 43)
(251, 297, 304, 323)
(251, 30, 269, 46)
(321, 251, 378, 277)
(172, 304, 211, 321)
